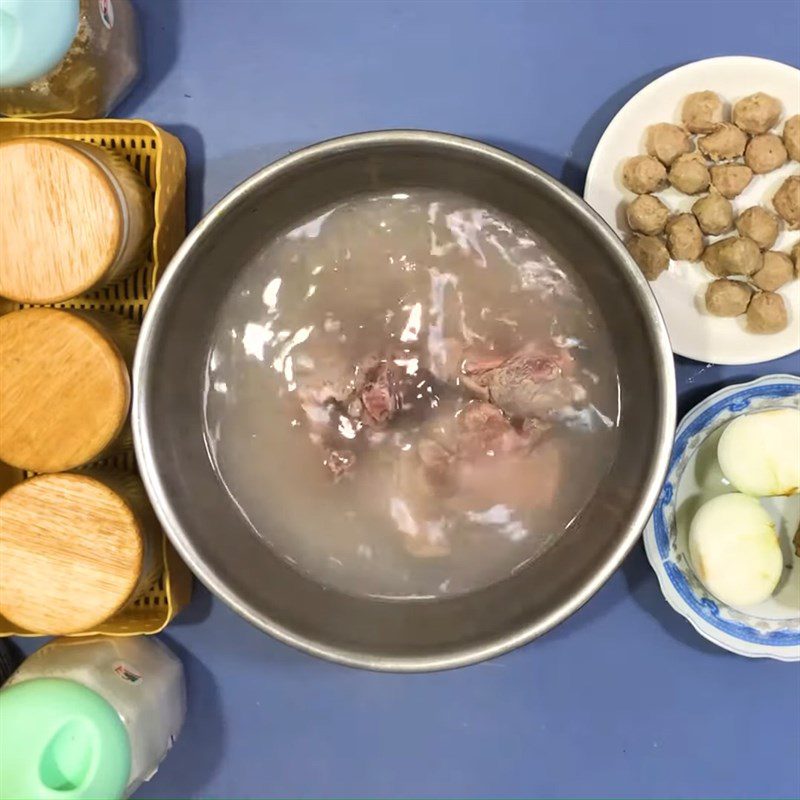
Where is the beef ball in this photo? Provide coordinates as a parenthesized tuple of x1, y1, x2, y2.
(735, 206, 780, 250)
(682, 91, 724, 134)
(752, 251, 795, 291)
(699, 123, 748, 162)
(721, 236, 763, 276)
(627, 235, 669, 280)
(705, 236, 762, 276)
(792, 242, 800, 275)
(747, 291, 788, 333)
(668, 152, 710, 194)
(784, 114, 800, 162)
(627, 194, 669, 235)
(733, 92, 782, 135)
(665, 214, 704, 261)
(710, 163, 753, 199)
(622, 155, 668, 194)
(647, 123, 694, 166)
(702, 240, 727, 277)
(745, 133, 788, 174)
(705, 279, 752, 316)
(773, 175, 800, 228)
(693, 192, 734, 236)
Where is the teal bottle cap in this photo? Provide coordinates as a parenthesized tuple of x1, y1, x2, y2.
(0, 0, 79, 88)
(0, 678, 131, 800)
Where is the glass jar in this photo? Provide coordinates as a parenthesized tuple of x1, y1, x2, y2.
(0, 0, 140, 119)
(0, 137, 154, 304)
(0, 470, 162, 634)
(0, 308, 139, 473)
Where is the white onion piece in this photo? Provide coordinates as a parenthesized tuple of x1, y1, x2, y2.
(717, 408, 800, 497)
(689, 493, 783, 607)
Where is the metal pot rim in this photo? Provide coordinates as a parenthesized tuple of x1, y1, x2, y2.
(133, 130, 676, 671)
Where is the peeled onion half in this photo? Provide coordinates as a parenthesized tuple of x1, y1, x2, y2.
(689, 493, 783, 607)
(717, 408, 800, 497)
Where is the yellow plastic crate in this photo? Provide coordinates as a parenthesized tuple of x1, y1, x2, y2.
(0, 118, 192, 637)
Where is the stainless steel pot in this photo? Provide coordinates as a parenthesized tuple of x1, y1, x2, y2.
(134, 131, 675, 671)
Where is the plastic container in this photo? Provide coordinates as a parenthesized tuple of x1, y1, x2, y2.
(0, 635, 185, 798)
(0, 678, 130, 799)
(0, 116, 190, 639)
(0, 137, 153, 304)
(0, 308, 137, 472)
(0, 471, 162, 634)
(0, 0, 140, 119)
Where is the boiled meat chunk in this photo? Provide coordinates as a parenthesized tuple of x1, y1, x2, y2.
(461, 345, 587, 420)
(292, 336, 587, 552)
(390, 401, 562, 556)
(295, 346, 440, 479)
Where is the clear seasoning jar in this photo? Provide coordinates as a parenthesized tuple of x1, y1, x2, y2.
(0, 471, 162, 635)
(0, 0, 140, 119)
(0, 308, 138, 473)
(1, 636, 186, 798)
(0, 137, 153, 303)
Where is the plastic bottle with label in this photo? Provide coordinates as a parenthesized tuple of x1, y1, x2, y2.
(0, 635, 185, 799)
(0, 0, 140, 118)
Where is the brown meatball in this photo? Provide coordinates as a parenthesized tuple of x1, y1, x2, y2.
(698, 123, 748, 162)
(709, 236, 762, 276)
(627, 235, 669, 280)
(665, 214, 704, 261)
(682, 91, 724, 134)
(735, 206, 780, 250)
(773, 175, 800, 228)
(668, 152, 710, 195)
(792, 242, 800, 275)
(702, 240, 727, 277)
(622, 155, 668, 194)
(647, 123, 694, 166)
(784, 115, 800, 162)
(705, 279, 752, 316)
(692, 192, 734, 235)
(745, 133, 788, 174)
(627, 194, 669, 235)
(747, 291, 788, 333)
(733, 92, 782, 135)
(710, 163, 753, 199)
(752, 251, 795, 291)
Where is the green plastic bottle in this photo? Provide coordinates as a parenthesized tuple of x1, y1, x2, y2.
(0, 678, 131, 800)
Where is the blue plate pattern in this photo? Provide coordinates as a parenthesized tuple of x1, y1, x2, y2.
(651, 376, 800, 648)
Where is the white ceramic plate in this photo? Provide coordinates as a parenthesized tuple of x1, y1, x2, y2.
(585, 56, 800, 365)
(643, 375, 800, 660)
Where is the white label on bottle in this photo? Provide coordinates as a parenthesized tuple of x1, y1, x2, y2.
(113, 661, 142, 684)
(99, 0, 115, 29)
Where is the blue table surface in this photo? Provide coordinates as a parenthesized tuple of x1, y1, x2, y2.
(16, 1, 800, 797)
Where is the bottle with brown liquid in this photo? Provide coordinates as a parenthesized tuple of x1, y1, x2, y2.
(0, 0, 139, 119)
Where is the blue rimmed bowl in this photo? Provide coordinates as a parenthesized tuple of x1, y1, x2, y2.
(644, 374, 800, 661)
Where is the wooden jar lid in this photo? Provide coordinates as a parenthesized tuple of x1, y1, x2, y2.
(0, 473, 146, 634)
(0, 138, 123, 304)
(0, 308, 130, 473)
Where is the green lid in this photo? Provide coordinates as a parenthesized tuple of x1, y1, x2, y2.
(0, 678, 130, 800)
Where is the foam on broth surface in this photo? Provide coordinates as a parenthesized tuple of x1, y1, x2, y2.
(203, 190, 620, 599)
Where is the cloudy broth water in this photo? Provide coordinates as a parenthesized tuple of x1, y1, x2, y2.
(204, 190, 619, 599)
